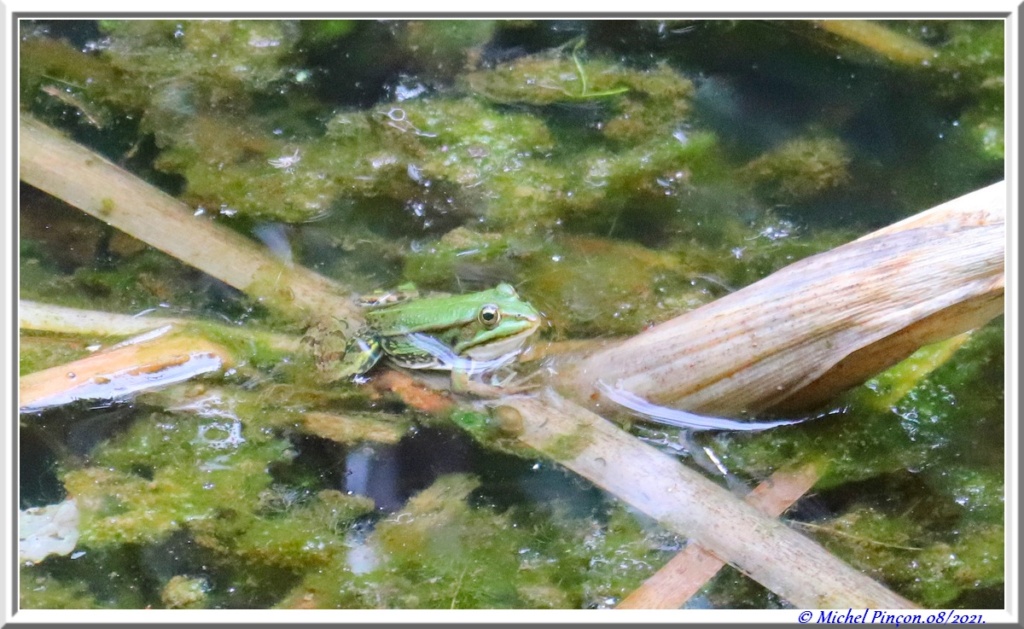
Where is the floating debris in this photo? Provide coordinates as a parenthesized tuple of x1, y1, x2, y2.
(19, 499, 80, 563)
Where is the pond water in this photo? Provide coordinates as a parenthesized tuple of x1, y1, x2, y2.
(18, 19, 1005, 610)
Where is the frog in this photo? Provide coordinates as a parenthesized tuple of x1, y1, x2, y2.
(318, 283, 543, 391)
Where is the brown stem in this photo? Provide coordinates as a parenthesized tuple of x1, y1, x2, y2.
(19, 115, 361, 325)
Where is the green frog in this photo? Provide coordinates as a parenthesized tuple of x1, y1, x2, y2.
(318, 283, 542, 389)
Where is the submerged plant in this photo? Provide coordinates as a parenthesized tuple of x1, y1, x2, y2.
(18, 18, 1005, 610)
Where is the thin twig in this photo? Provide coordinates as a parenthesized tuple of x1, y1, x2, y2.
(19, 300, 184, 336)
(790, 521, 923, 552)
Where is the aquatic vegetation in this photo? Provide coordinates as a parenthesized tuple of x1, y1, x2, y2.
(160, 575, 209, 609)
(18, 18, 1005, 610)
(19, 333, 97, 375)
(277, 474, 674, 609)
(928, 21, 1005, 160)
(706, 321, 1004, 607)
(743, 136, 852, 202)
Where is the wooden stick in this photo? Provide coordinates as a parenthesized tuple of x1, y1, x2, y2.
(19, 115, 361, 325)
(496, 392, 916, 609)
(301, 411, 408, 445)
(616, 463, 822, 609)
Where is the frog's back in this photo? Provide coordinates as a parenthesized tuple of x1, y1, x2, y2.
(364, 291, 482, 333)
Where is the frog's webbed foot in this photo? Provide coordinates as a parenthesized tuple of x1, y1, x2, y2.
(450, 365, 546, 397)
(449, 369, 500, 398)
(505, 366, 550, 390)
(453, 378, 507, 398)
(490, 369, 547, 394)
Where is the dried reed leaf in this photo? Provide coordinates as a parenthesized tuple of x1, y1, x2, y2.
(560, 183, 1004, 414)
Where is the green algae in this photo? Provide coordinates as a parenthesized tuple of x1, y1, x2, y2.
(19, 333, 99, 375)
(807, 506, 1003, 607)
(447, 407, 540, 460)
(20, 571, 101, 609)
(465, 44, 634, 104)
(929, 21, 1005, 161)
(396, 21, 498, 79)
(43, 406, 376, 608)
(99, 21, 302, 95)
(18, 19, 1005, 609)
(744, 135, 852, 203)
(63, 412, 294, 547)
(298, 20, 354, 47)
(160, 574, 209, 609)
(195, 488, 373, 572)
(705, 319, 1004, 608)
(278, 474, 674, 609)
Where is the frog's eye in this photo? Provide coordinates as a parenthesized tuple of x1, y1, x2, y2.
(478, 304, 501, 328)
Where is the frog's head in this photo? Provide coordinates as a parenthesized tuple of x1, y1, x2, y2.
(457, 283, 542, 361)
